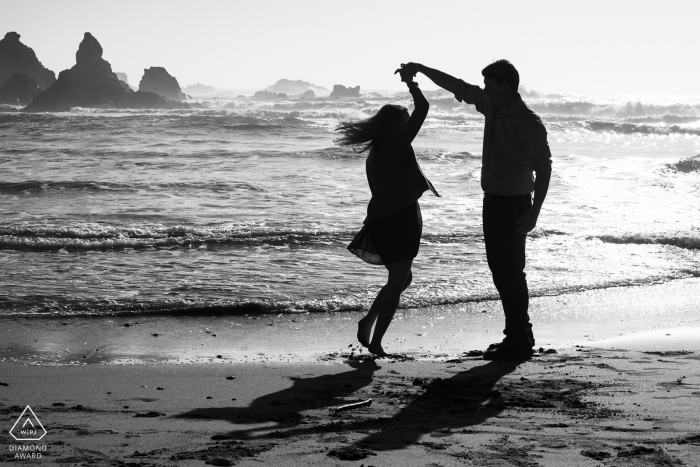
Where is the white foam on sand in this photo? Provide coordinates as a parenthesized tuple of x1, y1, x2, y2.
(579, 325, 700, 351)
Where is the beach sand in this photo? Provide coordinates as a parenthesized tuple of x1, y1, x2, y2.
(1, 279, 699, 465)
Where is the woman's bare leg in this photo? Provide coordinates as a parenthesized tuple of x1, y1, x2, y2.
(367, 259, 413, 356)
(357, 286, 385, 347)
(358, 270, 413, 347)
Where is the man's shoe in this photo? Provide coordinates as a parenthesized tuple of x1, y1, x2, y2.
(487, 329, 535, 351)
(483, 336, 534, 360)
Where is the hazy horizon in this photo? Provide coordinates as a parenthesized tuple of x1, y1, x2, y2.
(2, 0, 700, 96)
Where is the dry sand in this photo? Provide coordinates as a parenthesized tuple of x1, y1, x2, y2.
(1, 279, 699, 466)
(2, 344, 700, 466)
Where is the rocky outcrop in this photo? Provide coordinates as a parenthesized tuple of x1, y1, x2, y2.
(139, 67, 186, 101)
(0, 32, 56, 90)
(23, 33, 181, 112)
(182, 83, 216, 95)
(0, 72, 43, 105)
(330, 84, 360, 98)
(251, 90, 288, 99)
(300, 90, 315, 98)
(265, 78, 326, 96)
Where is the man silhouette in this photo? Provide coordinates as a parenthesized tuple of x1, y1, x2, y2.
(397, 60, 552, 359)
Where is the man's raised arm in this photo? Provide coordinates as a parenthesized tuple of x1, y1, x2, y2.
(395, 63, 461, 95)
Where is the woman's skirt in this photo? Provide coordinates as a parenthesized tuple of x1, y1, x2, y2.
(347, 201, 422, 265)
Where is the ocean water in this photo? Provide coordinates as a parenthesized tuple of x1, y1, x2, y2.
(1, 91, 699, 317)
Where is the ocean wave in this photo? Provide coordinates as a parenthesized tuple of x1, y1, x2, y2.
(223, 123, 287, 131)
(664, 155, 700, 173)
(1, 110, 313, 133)
(532, 101, 700, 118)
(0, 180, 133, 194)
(5, 96, 700, 122)
(0, 179, 266, 195)
(2, 273, 696, 318)
(584, 120, 700, 136)
(526, 228, 569, 239)
(295, 147, 480, 162)
(625, 115, 700, 124)
(0, 226, 354, 251)
(0, 225, 497, 251)
(591, 233, 700, 250)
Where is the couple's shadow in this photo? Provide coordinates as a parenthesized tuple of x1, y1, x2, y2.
(172, 358, 523, 451)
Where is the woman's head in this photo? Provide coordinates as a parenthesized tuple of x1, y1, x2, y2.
(334, 104, 409, 152)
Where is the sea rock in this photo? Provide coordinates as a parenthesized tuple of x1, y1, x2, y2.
(139, 67, 186, 101)
(182, 83, 216, 95)
(23, 33, 182, 112)
(330, 84, 360, 98)
(300, 90, 315, 98)
(0, 72, 43, 105)
(251, 90, 288, 100)
(265, 78, 326, 95)
(0, 32, 56, 89)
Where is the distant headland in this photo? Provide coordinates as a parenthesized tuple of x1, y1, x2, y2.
(0, 31, 375, 109)
(0, 32, 188, 111)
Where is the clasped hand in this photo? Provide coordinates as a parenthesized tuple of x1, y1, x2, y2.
(394, 63, 418, 83)
(394, 62, 421, 82)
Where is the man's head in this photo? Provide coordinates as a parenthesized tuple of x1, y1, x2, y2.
(482, 59, 519, 110)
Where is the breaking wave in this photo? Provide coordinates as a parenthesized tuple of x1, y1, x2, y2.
(4, 272, 696, 318)
(664, 155, 700, 173)
(531, 101, 700, 118)
(591, 233, 700, 250)
(0, 180, 133, 194)
(584, 120, 700, 136)
(0, 225, 493, 251)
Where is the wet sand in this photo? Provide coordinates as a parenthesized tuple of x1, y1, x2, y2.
(2, 278, 699, 365)
(1, 279, 699, 465)
(2, 342, 700, 466)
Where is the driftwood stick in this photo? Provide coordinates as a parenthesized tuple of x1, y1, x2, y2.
(330, 398, 372, 413)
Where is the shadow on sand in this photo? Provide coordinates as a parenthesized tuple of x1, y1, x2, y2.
(172, 357, 525, 451)
(172, 359, 380, 438)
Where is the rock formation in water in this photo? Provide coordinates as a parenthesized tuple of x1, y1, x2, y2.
(300, 90, 315, 98)
(0, 72, 43, 105)
(265, 78, 326, 96)
(329, 84, 360, 98)
(251, 90, 288, 99)
(139, 67, 187, 101)
(182, 83, 216, 95)
(0, 32, 56, 90)
(23, 33, 182, 112)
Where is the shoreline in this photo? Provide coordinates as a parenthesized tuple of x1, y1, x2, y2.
(1, 278, 699, 366)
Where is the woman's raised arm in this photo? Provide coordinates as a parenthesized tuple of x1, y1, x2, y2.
(396, 82, 429, 145)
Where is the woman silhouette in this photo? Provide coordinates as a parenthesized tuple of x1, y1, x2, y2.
(335, 68, 440, 356)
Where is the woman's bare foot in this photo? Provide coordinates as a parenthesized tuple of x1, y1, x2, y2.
(357, 317, 374, 347)
(367, 344, 389, 357)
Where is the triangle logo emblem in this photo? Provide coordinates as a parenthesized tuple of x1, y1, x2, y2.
(9, 406, 47, 441)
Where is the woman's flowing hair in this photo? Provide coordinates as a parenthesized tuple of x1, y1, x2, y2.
(334, 104, 407, 153)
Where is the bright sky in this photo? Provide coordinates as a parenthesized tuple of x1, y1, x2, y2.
(2, 0, 698, 95)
